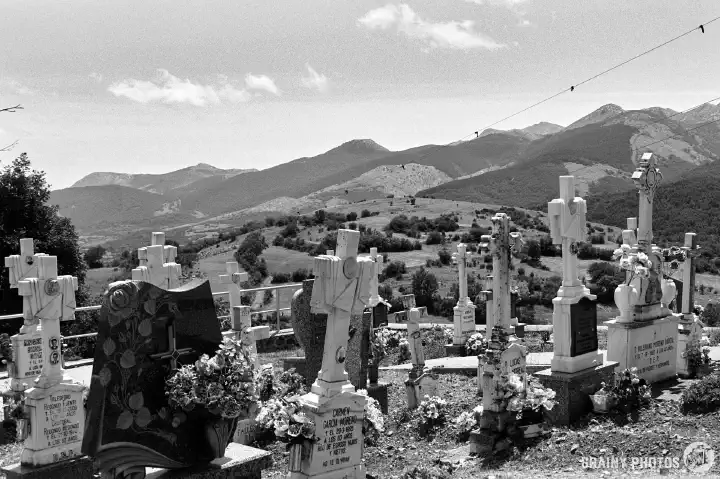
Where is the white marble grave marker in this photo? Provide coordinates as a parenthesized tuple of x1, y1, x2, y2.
(131, 232, 181, 290)
(452, 243, 476, 346)
(16, 256, 86, 467)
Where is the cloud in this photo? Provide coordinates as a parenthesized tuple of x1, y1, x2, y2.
(0, 78, 34, 96)
(245, 74, 280, 95)
(89, 72, 104, 83)
(301, 64, 328, 92)
(465, 0, 528, 5)
(358, 4, 504, 50)
(108, 69, 254, 106)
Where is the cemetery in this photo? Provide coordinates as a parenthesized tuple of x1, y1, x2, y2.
(2, 159, 720, 478)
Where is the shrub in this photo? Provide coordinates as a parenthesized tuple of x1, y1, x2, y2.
(271, 272, 291, 284)
(382, 261, 407, 279)
(417, 395, 447, 434)
(347, 211, 358, 221)
(361, 209, 371, 218)
(426, 231, 443, 245)
(681, 372, 720, 413)
(291, 268, 311, 282)
(437, 249, 452, 265)
(701, 301, 720, 327)
(411, 268, 439, 313)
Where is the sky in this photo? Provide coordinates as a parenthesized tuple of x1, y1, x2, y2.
(1, 0, 719, 190)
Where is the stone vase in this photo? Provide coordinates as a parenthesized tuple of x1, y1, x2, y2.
(661, 278, 677, 308)
(590, 394, 615, 414)
(288, 443, 303, 472)
(614, 283, 639, 323)
(204, 415, 238, 459)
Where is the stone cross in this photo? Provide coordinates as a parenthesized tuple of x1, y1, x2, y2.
(17, 255, 78, 389)
(308, 229, 374, 401)
(4, 238, 47, 289)
(131, 232, 181, 290)
(622, 217, 638, 248)
(402, 295, 425, 378)
(481, 213, 523, 332)
(548, 176, 587, 287)
(681, 232, 698, 318)
(631, 153, 662, 250)
(368, 247, 384, 308)
(219, 261, 248, 310)
(452, 243, 473, 305)
(231, 305, 268, 369)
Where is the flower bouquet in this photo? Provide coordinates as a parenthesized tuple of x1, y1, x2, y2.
(417, 395, 447, 436)
(506, 377, 555, 437)
(465, 333, 487, 356)
(165, 336, 258, 458)
(357, 389, 385, 445)
(590, 381, 617, 413)
(255, 395, 317, 471)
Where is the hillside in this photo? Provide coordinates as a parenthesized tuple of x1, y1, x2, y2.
(71, 163, 255, 195)
(50, 185, 195, 232)
(419, 103, 720, 209)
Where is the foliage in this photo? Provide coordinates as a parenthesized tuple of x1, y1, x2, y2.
(682, 341, 711, 375)
(278, 368, 307, 397)
(234, 231, 268, 285)
(423, 325, 453, 360)
(384, 214, 459, 236)
(701, 301, 720, 327)
(255, 395, 317, 446)
(437, 249, 452, 265)
(84, 245, 106, 268)
(577, 242, 614, 261)
(411, 268, 439, 313)
(681, 372, 720, 414)
(398, 338, 411, 363)
(507, 377, 557, 415)
(453, 410, 478, 436)
(594, 368, 650, 411)
(382, 261, 407, 280)
(586, 261, 625, 304)
(425, 231, 444, 245)
(416, 395, 447, 431)
(399, 465, 450, 479)
(256, 365, 276, 402)
(465, 333, 486, 356)
(165, 336, 258, 419)
(356, 389, 384, 445)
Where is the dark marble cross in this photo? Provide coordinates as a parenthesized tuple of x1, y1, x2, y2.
(151, 319, 193, 370)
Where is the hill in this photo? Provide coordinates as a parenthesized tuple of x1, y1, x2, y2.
(71, 163, 255, 195)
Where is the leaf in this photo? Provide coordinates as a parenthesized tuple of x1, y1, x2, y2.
(103, 338, 116, 357)
(158, 407, 170, 421)
(128, 392, 144, 410)
(116, 410, 134, 430)
(135, 407, 152, 428)
(120, 350, 136, 369)
(99, 367, 112, 387)
(138, 318, 152, 337)
(144, 300, 157, 316)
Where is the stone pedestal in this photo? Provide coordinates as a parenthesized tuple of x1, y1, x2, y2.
(469, 410, 514, 455)
(289, 392, 366, 479)
(366, 382, 389, 415)
(535, 361, 618, 425)
(1, 455, 93, 479)
(452, 303, 476, 346)
(605, 316, 679, 383)
(7, 328, 44, 393)
(144, 443, 272, 479)
(550, 288, 604, 374)
(444, 344, 465, 357)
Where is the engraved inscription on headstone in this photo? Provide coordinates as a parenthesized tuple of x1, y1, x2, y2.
(38, 393, 82, 450)
(16, 334, 44, 378)
(311, 403, 363, 474)
(570, 298, 598, 357)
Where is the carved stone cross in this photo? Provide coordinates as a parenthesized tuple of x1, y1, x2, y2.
(132, 232, 182, 290)
(17, 255, 77, 389)
(4, 238, 47, 289)
(548, 176, 587, 288)
(308, 229, 374, 401)
(150, 320, 193, 371)
(219, 261, 248, 310)
(452, 243, 473, 306)
(631, 153, 662, 250)
(368, 247, 384, 308)
(481, 213, 523, 331)
(681, 232, 699, 317)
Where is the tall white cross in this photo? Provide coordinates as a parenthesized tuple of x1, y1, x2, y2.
(681, 233, 699, 318)
(481, 213, 523, 331)
(5, 238, 48, 289)
(548, 176, 587, 288)
(308, 230, 374, 401)
(219, 261, 248, 310)
(17, 255, 77, 389)
(452, 243, 473, 306)
(132, 232, 181, 290)
(631, 153, 662, 250)
(368, 247, 384, 308)
(402, 294, 425, 378)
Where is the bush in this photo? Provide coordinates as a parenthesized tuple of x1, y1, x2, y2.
(701, 301, 720, 327)
(426, 231, 444, 245)
(382, 261, 407, 279)
(681, 373, 720, 413)
(411, 268, 439, 313)
(271, 272, 292, 284)
(437, 249, 452, 265)
(291, 268, 311, 282)
(361, 209, 371, 218)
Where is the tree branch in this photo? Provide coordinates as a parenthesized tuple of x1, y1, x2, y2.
(0, 104, 23, 113)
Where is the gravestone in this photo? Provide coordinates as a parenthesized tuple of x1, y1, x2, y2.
(287, 279, 328, 388)
(346, 310, 372, 392)
(676, 233, 705, 377)
(81, 279, 229, 472)
(3, 239, 48, 393)
(605, 154, 679, 383)
(447, 244, 476, 356)
(3, 255, 91, 473)
(402, 296, 438, 410)
(131, 232, 182, 290)
(290, 230, 372, 479)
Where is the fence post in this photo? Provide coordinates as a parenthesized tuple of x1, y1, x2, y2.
(275, 286, 281, 332)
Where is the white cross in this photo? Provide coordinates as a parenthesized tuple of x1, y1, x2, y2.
(452, 243, 472, 305)
(219, 261, 248, 310)
(548, 176, 587, 287)
(368, 247, 384, 308)
(4, 238, 47, 289)
(308, 229, 374, 400)
(632, 153, 662, 249)
(131, 232, 181, 290)
(681, 233, 698, 317)
(17, 255, 77, 389)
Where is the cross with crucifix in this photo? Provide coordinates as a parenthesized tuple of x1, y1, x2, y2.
(631, 152, 663, 250)
(219, 261, 249, 310)
(307, 229, 374, 402)
(17, 255, 78, 389)
(132, 232, 182, 290)
(150, 319, 193, 371)
(548, 176, 587, 288)
(481, 213, 523, 331)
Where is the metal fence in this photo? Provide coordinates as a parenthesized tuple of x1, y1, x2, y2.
(0, 282, 304, 342)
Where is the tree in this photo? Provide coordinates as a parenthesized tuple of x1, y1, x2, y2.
(84, 245, 106, 268)
(411, 268, 439, 312)
(0, 153, 87, 318)
(526, 240, 541, 261)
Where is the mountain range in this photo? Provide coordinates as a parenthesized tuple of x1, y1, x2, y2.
(49, 101, 720, 245)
